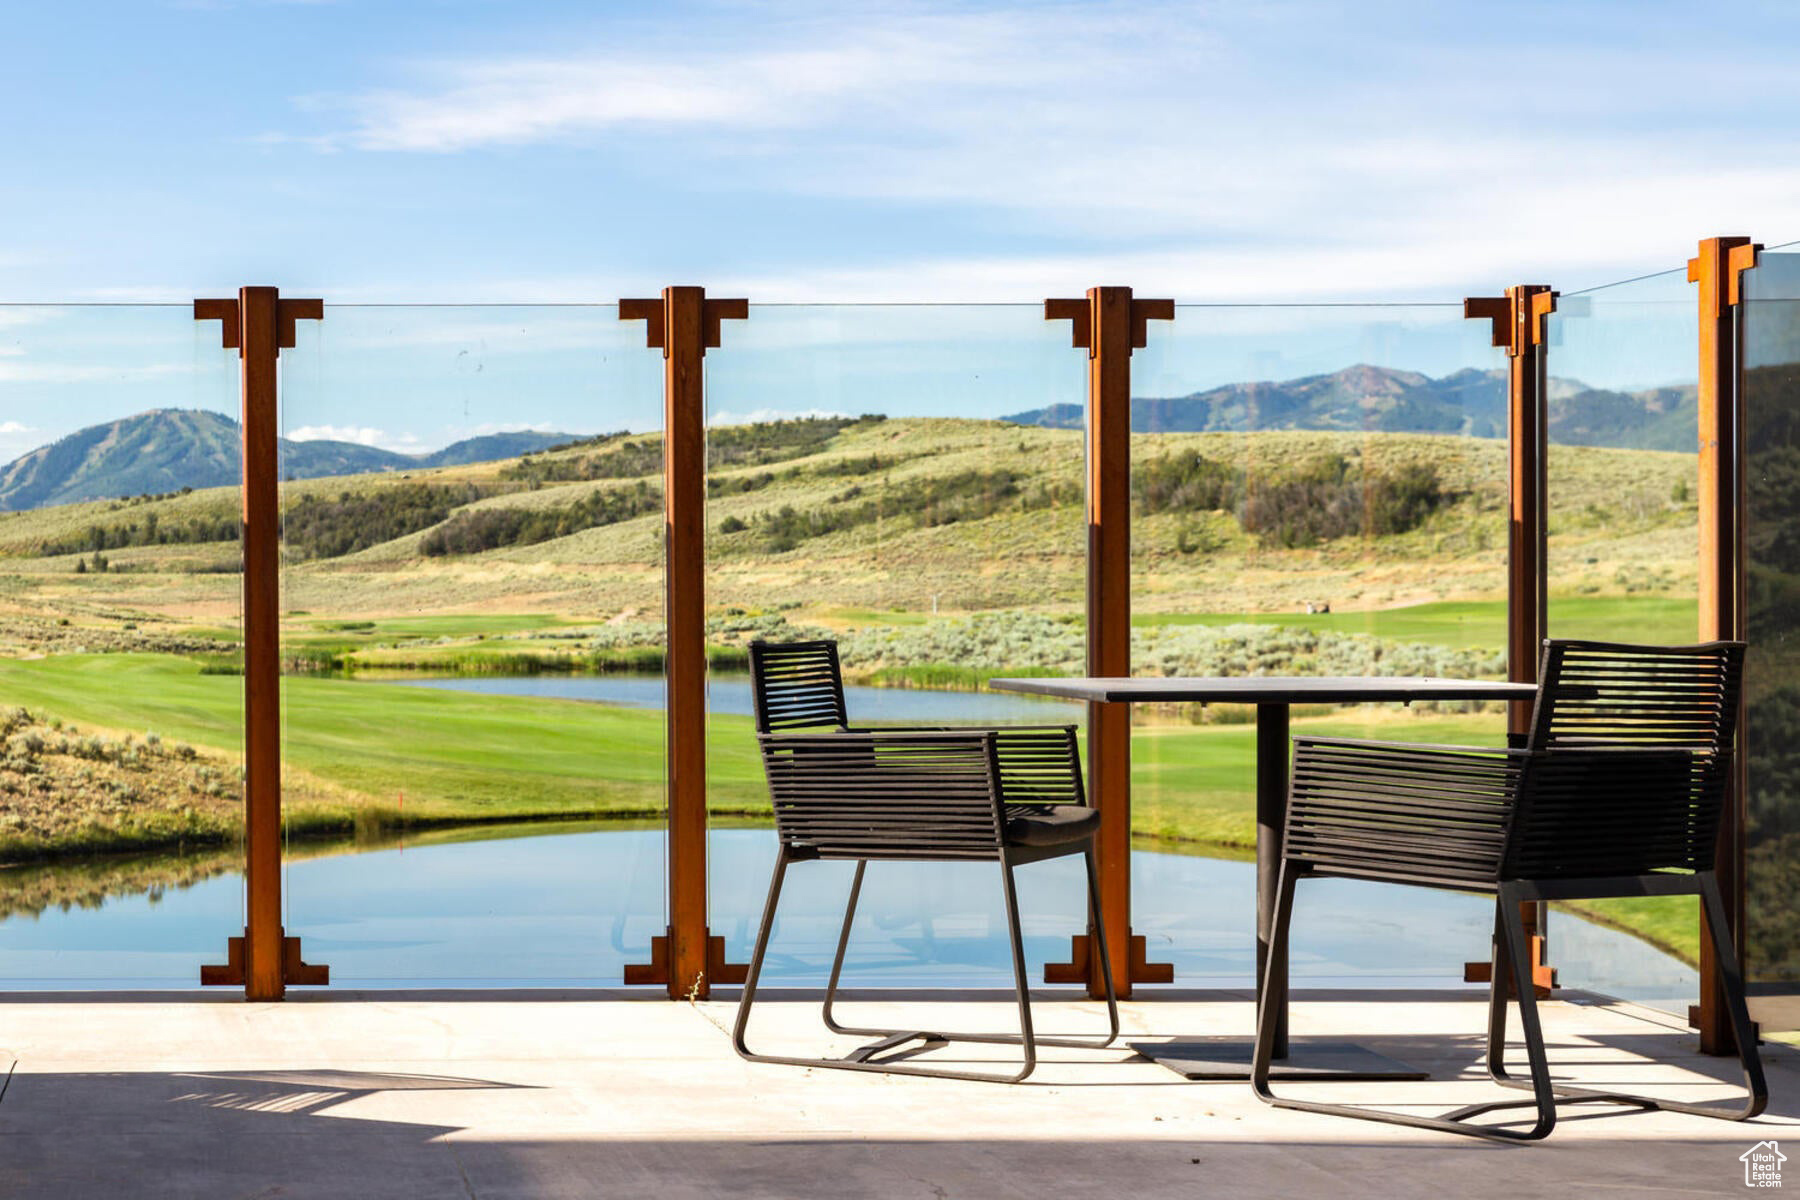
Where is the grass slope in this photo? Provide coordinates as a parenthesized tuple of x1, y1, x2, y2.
(0, 419, 1699, 622)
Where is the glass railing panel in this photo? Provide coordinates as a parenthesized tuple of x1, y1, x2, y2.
(1743, 252, 1800, 1033)
(703, 304, 1090, 986)
(277, 304, 667, 986)
(0, 303, 244, 987)
(1129, 303, 1515, 987)
(1544, 268, 1703, 1013)
(1546, 268, 1700, 640)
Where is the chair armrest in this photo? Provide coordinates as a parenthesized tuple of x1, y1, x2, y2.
(1506, 745, 1712, 878)
(756, 729, 1006, 858)
(992, 726, 1083, 807)
(1291, 735, 1528, 757)
(1285, 737, 1527, 888)
(843, 723, 1078, 734)
(844, 725, 1085, 807)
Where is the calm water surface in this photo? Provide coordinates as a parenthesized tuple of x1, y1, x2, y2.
(390, 673, 1083, 724)
(0, 824, 1696, 1013)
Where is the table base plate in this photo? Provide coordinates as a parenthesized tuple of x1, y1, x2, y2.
(1130, 1038, 1428, 1081)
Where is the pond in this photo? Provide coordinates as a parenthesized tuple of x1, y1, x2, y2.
(0, 823, 1697, 1014)
(389, 672, 1083, 724)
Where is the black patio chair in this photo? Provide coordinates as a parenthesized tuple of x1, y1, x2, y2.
(731, 638, 1119, 1082)
(1253, 638, 1766, 1139)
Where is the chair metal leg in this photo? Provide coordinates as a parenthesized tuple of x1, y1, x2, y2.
(732, 847, 791, 1061)
(1441, 886, 1558, 1137)
(999, 857, 1039, 1082)
(818, 845, 1119, 1055)
(1480, 873, 1767, 1123)
(1082, 847, 1121, 1046)
(1254, 871, 1559, 1140)
(1250, 862, 1298, 1104)
(1482, 902, 1515, 1085)
(1700, 871, 1771, 1118)
(737, 844, 1120, 1083)
(820, 859, 867, 1035)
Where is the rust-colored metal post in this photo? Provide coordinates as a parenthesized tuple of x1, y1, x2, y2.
(1044, 288, 1173, 998)
(1463, 285, 1559, 998)
(196, 287, 327, 1000)
(1466, 286, 1558, 738)
(1690, 236, 1762, 1054)
(621, 287, 747, 999)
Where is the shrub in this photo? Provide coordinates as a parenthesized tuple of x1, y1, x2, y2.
(420, 482, 661, 556)
(283, 482, 495, 560)
(748, 467, 1053, 552)
(1134, 451, 1448, 547)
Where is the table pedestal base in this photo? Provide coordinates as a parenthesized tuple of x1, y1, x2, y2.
(1130, 1038, 1427, 1081)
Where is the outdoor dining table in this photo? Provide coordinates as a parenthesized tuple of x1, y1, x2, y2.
(986, 674, 1540, 1080)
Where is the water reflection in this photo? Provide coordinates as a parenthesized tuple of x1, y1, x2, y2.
(0, 823, 1695, 1012)
(389, 673, 1082, 724)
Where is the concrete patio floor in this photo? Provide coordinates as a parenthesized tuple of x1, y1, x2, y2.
(1, 986, 1794, 1198)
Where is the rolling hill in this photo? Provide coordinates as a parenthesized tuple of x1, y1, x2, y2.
(1001, 364, 1698, 452)
(0, 411, 1701, 625)
(0, 409, 577, 510)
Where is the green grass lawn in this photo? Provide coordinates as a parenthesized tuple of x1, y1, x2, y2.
(1128, 712, 1510, 845)
(1133, 595, 1699, 650)
(0, 654, 1505, 840)
(0, 654, 761, 822)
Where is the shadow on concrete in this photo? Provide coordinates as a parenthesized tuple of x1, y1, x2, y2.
(0, 1066, 532, 1197)
(0, 1065, 1789, 1200)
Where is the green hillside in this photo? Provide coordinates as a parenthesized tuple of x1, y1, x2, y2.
(0, 415, 1698, 648)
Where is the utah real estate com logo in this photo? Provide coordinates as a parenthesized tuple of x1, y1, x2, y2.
(1743, 1141, 1785, 1188)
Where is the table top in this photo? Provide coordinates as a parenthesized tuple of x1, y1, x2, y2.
(987, 676, 1538, 705)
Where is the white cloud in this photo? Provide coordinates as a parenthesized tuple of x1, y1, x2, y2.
(0, 421, 33, 435)
(287, 424, 395, 447)
(0, 309, 53, 330)
(320, 9, 1067, 154)
(285, 3, 1800, 301)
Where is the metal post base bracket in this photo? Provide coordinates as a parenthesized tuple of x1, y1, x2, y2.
(1044, 933, 1172, 986)
(624, 930, 747, 988)
(200, 931, 328, 988)
(1465, 934, 1557, 999)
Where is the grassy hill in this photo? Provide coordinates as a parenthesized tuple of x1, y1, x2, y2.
(0, 414, 1698, 633)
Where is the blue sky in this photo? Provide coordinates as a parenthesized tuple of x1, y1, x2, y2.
(2, 0, 1796, 455)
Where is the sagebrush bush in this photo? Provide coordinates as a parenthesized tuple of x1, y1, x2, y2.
(1135, 450, 1449, 547)
(421, 482, 660, 556)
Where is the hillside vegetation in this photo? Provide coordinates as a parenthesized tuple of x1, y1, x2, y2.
(0, 415, 1698, 642)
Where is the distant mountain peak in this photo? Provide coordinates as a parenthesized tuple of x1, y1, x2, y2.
(999, 365, 1695, 452)
(0, 410, 580, 511)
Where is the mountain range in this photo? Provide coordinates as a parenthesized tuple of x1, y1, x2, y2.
(1001, 364, 1699, 452)
(0, 365, 1701, 513)
(0, 409, 577, 511)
